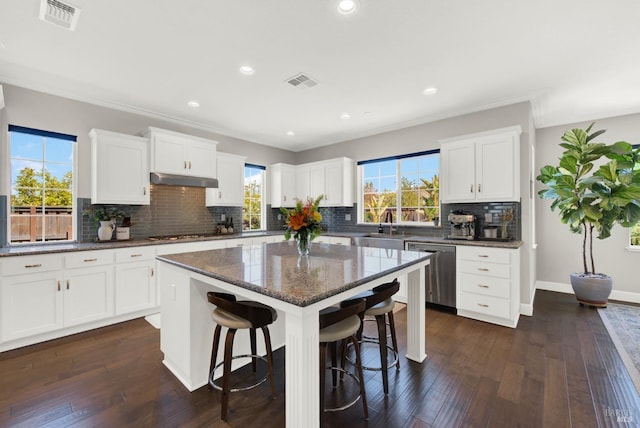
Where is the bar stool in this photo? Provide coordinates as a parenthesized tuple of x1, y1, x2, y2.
(319, 297, 368, 421)
(343, 279, 401, 395)
(207, 292, 277, 421)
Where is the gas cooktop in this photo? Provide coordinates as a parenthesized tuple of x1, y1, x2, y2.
(147, 234, 218, 241)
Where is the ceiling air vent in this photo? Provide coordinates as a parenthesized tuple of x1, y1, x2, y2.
(39, 0, 81, 31)
(286, 73, 318, 88)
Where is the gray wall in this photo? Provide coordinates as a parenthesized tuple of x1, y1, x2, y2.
(536, 113, 640, 296)
(0, 84, 296, 199)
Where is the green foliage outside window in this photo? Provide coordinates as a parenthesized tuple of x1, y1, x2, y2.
(632, 222, 640, 246)
(362, 153, 439, 224)
(11, 167, 72, 207)
(243, 167, 263, 231)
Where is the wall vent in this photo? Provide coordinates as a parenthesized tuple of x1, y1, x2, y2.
(285, 73, 318, 88)
(39, 0, 81, 31)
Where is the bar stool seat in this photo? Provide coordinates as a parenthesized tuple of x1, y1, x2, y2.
(365, 298, 394, 317)
(207, 292, 277, 422)
(319, 316, 361, 343)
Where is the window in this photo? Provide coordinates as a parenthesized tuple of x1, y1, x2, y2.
(243, 164, 266, 231)
(9, 125, 76, 243)
(360, 150, 439, 225)
(631, 144, 640, 248)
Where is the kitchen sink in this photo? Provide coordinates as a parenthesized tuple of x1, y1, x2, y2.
(352, 234, 406, 250)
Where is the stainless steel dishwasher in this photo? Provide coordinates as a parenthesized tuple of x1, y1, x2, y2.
(405, 242, 456, 311)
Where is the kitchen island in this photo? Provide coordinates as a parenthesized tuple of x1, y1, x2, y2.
(156, 241, 431, 428)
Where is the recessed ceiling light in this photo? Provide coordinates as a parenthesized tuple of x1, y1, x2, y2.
(187, 100, 200, 108)
(286, 131, 295, 136)
(337, 0, 358, 15)
(340, 113, 351, 120)
(239, 65, 255, 75)
(422, 86, 438, 95)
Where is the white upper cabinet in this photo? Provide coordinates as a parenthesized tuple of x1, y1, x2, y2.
(440, 126, 522, 203)
(269, 157, 354, 208)
(206, 152, 246, 207)
(270, 163, 297, 208)
(89, 129, 150, 205)
(295, 164, 310, 202)
(143, 127, 217, 178)
(323, 158, 354, 206)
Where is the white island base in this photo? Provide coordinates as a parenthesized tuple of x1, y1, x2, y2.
(157, 243, 429, 428)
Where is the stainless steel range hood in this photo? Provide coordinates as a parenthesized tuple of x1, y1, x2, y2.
(150, 172, 218, 188)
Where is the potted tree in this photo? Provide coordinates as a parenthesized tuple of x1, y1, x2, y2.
(537, 123, 640, 307)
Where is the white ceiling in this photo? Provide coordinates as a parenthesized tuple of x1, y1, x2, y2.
(1, 0, 639, 152)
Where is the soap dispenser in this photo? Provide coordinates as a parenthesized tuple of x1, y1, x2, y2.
(378, 223, 383, 233)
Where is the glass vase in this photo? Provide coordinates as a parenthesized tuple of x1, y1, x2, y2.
(296, 233, 311, 256)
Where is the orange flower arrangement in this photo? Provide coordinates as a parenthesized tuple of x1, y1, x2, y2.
(281, 195, 324, 255)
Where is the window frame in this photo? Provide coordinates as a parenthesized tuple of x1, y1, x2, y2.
(7, 125, 77, 245)
(630, 144, 640, 249)
(357, 150, 440, 226)
(243, 163, 266, 232)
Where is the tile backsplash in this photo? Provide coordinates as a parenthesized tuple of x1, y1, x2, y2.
(2, 183, 520, 243)
(80, 185, 239, 242)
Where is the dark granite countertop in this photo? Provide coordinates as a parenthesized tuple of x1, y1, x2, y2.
(157, 241, 433, 307)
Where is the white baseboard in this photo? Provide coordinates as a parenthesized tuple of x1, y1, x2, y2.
(536, 281, 640, 304)
(519, 286, 536, 316)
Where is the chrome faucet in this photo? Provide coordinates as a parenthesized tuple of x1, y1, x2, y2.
(384, 211, 396, 235)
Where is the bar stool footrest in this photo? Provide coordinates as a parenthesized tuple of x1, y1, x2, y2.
(323, 366, 365, 413)
(209, 354, 270, 393)
(346, 339, 400, 371)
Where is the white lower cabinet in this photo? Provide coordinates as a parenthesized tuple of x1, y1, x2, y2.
(2, 270, 64, 341)
(1, 251, 115, 342)
(456, 246, 520, 328)
(115, 247, 157, 315)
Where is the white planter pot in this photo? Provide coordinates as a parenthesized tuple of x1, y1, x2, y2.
(570, 272, 613, 308)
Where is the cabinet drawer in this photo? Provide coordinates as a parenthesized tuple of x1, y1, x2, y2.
(457, 246, 510, 264)
(65, 250, 114, 269)
(458, 291, 510, 319)
(459, 260, 510, 278)
(2, 254, 64, 276)
(115, 247, 156, 263)
(459, 273, 510, 299)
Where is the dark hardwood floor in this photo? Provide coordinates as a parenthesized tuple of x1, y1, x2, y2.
(1, 290, 638, 427)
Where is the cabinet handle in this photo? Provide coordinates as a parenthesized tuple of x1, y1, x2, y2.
(188, 161, 192, 169)
(57, 280, 61, 291)
(130, 254, 143, 258)
(218, 191, 222, 199)
(25, 263, 42, 268)
(478, 183, 481, 193)
(478, 268, 490, 272)
(143, 186, 147, 195)
(184, 161, 187, 169)
(478, 284, 489, 288)
(151, 268, 154, 277)
(477, 303, 489, 308)
(477, 255, 489, 258)
(283, 195, 287, 201)
(84, 258, 98, 262)
(470, 184, 473, 193)
(66, 280, 70, 290)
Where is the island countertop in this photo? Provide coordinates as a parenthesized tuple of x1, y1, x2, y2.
(156, 240, 433, 307)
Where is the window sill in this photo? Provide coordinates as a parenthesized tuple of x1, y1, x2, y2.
(625, 246, 640, 252)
